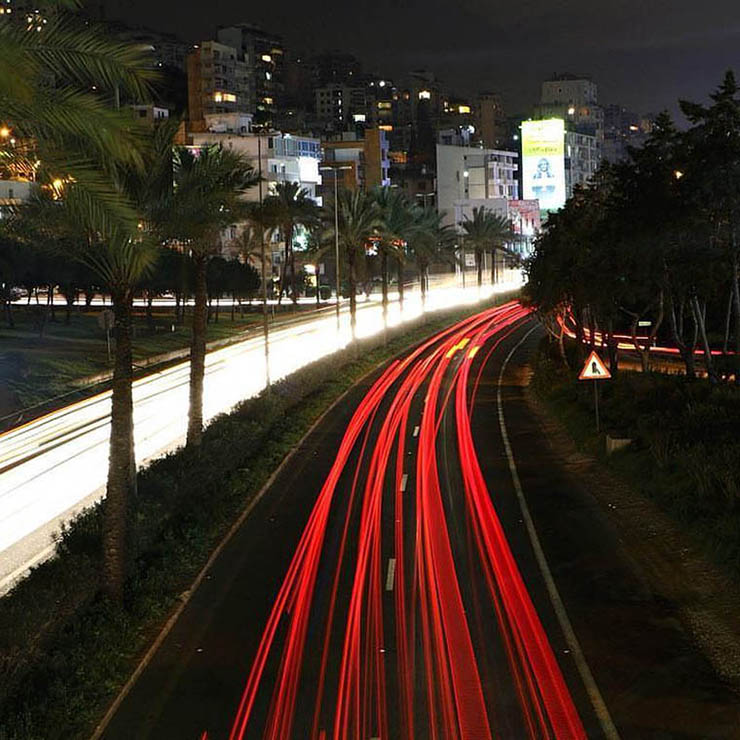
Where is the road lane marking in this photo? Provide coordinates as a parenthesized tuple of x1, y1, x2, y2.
(385, 558, 396, 591)
(413, 425, 419, 437)
(400, 473, 408, 491)
(497, 325, 620, 740)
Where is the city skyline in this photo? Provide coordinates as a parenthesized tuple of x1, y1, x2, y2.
(100, 0, 740, 117)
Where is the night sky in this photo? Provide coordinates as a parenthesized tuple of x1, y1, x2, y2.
(103, 0, 740, 118)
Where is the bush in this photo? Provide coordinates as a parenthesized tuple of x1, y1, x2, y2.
(532, 338, 740, 578)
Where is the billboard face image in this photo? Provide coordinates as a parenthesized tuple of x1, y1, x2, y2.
(521, 119, 566, 212)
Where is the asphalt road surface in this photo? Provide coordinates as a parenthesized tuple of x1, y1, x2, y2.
(100, 304, 738, 739)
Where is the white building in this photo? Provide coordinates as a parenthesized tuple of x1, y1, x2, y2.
(565, 130, 600, 197)
(187, 130, 322, 268)
(0, 180, 31, 219)
(189, 130, 322, 201)
(436, 143, 519, 228)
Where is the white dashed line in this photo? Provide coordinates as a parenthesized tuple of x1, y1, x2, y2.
(385, 558, 396, 591)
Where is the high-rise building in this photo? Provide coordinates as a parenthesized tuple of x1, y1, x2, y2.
(476, 92, 507, 149)
(314, 84, 370, 129)
(312, 51, 363, 87)
(187, 41, 251, 131)
(527, 74, 604, 203)
(321, 128, 391, 192)
(603, 104, 654, 163)
(436, 143, 519, 228)
(217, 24, 284, 128)
(534, 74, 603, 143)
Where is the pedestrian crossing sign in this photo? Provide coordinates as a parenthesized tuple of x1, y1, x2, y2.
(578, 350, 612, 380)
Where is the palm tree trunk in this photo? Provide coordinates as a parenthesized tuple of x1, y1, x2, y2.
(315, 263, 321, 308)
(188, 254, 208, 446)
(278, 237, 289, 306)
(349, 249, 357, 338)
(397, 257, 404, 312)
(290, 246, 298, 306)
(381, 248, 388, 318)
(103, 288, 137, 604)
(476, 249, 483, 287)
(490, 248, 496, 285)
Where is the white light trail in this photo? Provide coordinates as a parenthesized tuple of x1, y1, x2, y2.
(0, 279, 522, 588)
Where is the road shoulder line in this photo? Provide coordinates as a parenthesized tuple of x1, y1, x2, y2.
(496, 325, 620, 740)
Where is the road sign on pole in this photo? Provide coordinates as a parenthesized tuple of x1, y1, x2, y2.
(578, 350, 611, 381)
(578, 350, 611, 432)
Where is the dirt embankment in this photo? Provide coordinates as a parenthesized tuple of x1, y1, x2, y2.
(523, 367, 740, 692)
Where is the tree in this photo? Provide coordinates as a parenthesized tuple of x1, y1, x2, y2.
(163, 145, 257, 446)
(680, 71, 740, 383)
(407, 207, 457, 307)
(461, 206, 514, 287)
(0, 0, 155, 235)
(262, 182, 320, 306)
(371, 187, 416, 316)
(2, 3, 155, 602)
(324, 188, 379, 337)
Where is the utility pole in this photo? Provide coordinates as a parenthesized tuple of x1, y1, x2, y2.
(319, 165, 352, 333)
(258, 134, 270, 388)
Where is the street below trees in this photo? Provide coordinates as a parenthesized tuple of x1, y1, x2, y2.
(99, 304, 738, 739)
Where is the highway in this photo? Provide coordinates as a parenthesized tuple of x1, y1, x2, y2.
(98, 302, 739, 739)
(0, 282, 517, 593)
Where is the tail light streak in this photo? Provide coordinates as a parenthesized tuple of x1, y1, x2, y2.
(229, 302, 587, 739)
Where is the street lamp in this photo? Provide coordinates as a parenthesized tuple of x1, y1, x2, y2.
(319, 164, 352, 332)
(257, 133, 270, 387)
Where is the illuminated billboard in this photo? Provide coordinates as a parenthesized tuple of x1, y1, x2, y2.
(521, 119, 566, 212)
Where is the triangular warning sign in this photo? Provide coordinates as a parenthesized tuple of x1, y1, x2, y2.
(578, 350, 612, 380)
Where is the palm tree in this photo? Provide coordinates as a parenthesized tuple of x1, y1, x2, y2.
(408, 207, 457, 306)
(163, 145, 257, 447)
(0, 2, 156, 234)
(324, 187, 379, 337)
(461, 206, 515, 287)
(370, 187, 416, 316)
(2, 3, 157, 602)
(262, 182, 320, 306)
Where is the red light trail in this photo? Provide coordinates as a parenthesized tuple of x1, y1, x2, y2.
(228, 302, 586, 739)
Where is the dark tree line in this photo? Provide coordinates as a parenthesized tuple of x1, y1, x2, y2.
(526, 71, 740, 385)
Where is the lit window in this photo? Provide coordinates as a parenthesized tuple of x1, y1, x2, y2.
(377, 102, 391, 109)
(213, 92, 223, 102)
(223, 93, 236, 102)
(379, 124, 393, 131)
(458, 105, 471, 114)
(261, 54, 272, 63)
(418, 90, 431, 100)
(263, 97, 274, 105)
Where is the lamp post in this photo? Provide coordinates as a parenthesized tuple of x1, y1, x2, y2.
(319, 164, 352, 333)
(258, 133, 270, 388)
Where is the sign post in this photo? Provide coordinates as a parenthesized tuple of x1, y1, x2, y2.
(97, 309, 115, 364)
(578, 350, 611, 432)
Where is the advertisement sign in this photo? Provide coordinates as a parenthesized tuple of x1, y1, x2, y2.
(521, 119, 566, 212)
